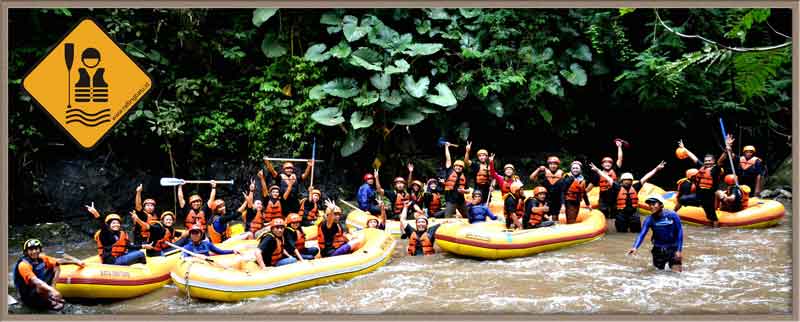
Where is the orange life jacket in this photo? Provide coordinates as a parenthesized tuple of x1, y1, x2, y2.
(184, 208, 207, 232)
(393, 191, 410, 215)
(145, 218, 170, 252)
(298, 199, 318, 222)
(288, 226, 305, 252)
(615, 185, 639, 210)
(697, 167, 714, 189)
(599, 169, 617, 192)
(565, 176, 587, 201)
(475, 163, 491, 185)
(527, 198, 547, 226)
(504, 193, 525, 220)
(260, 232, 284, 266)
(206, 218, 232, 244)
(545, 169, 563, 186)
(407, 231, 435, 256)
(245, 210, 265, 233)
(499, 176, 521, 195)
(740, 189, 749, 210)
(94, 230, 128, 258)
(265, 199, 283, 222)
(739, 156, 760, 171)
(444, 170, 467, 191)
(429, 192, 442, 214)
(317, 222, 347, 250)
(411, 191, 424, 204)
(676, 178, 696, 194)
(138, 213, 157, 239)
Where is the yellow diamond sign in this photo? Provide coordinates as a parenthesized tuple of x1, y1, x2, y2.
(23, 18, 152, 150)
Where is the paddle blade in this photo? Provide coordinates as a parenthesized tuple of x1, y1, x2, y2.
(160, 177, 185, 186)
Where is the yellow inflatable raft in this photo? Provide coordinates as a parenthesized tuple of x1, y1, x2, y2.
(170, 228, 396, 302)
(346, 209, 468, 237)
(639, 188, 785, 229)
(55, 239, 252, 299)
(434, 208, 606, 259)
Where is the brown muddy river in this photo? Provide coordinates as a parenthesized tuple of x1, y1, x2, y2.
(8, 200, 792, 315)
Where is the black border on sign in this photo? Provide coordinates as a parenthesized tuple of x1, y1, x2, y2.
(19, 16, 153, 151)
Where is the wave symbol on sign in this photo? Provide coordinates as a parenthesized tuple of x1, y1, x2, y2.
(66, 108, 111, 127)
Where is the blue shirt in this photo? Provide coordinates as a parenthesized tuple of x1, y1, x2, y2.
(357, 183, 377, 211)
(633, 210, 684, 251)
(467, 204, 498, 223)
(181, 240, 234, 258)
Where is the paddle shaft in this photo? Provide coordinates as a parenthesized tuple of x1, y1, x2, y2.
(184, 180, 234, 184)
(310, 137, 317, 189)
(719, 118, 740, 186)
(263, 157, 324, 163)
(339, 199, 359, 211)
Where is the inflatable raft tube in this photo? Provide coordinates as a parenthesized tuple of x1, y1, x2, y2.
(345, 209, 468, 237)
(170, 228, 396, 302)
(639, 189, 785, 229)
(434, 208, 606, 260)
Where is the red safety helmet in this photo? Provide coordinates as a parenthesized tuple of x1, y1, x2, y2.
(601, 157, 614, 165)
(270, 218, 286, 227)
(143, 198, 156, 206)
(533, 186, 547, 196)
(547, 156, 560, 165)
(724, 174, 737, 186)
(363, 173, 375, 182)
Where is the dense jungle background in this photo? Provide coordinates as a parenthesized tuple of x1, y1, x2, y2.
(8, 8, 793, 236)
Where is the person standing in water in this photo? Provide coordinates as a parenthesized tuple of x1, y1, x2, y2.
(628, 195, 684, 273)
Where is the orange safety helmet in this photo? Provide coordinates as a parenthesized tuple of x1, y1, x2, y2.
(143, 198, 156, 206)
(310, 189, 322, 197)
(601, 157, 614, 165)
(547, 156, 560, 165)
(188, 194, 203, 204)
(503, 164, 515, 171)
(269, 185, 280, 192)
(533, 186, 548, 196)
(724, 174, 737, 185)
(286, 213, 302, 224)
(104, 214, 122, 224)
(393, 177, 406, 184)
(270, 218, 286, 227)
(685, 168, 699, 179)
(453, 160, 465, 168)
(160, 211, 175, 221)
(188, 224, 204, 234)
(676, 148, 689, 160)
(477, 149, 489, 156)
(411, 180, 423, 188)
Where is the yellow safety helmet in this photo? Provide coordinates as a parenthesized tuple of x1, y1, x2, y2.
(743, 145, 756, 153)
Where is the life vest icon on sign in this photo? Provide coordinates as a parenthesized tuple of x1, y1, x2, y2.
(65, 44, 111, 127)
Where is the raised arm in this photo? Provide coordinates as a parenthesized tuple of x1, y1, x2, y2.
(207, 181, 217, 209)
(489, 154, 503, 182)
(135, 184, 143, 212)
(678, 140, 699, 164)
(263, 157, 278, 178)
(589, 163, 614, 185)
(640, 161, 666, 185)
(616, 140, 624, 168)
(282, 179, 295, 200)
(129, 210, 149, 230)
(374, 169, 384, 196)
(301, 160, 313, 181)
(463, 141, 472, 167)
(444, 142, 453, 169)
(718, 134, 733, 166)
(258, 170, 268, 199)
(237, 192, 249, 213)
(177, 184, 186, 209)
(529, 166, 545, 182)
(407, 163, 414, 184)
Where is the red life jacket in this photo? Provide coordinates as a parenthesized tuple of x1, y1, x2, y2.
(317, 222, 347, 249)
(444, 170, 467, 191)
(265, 199, 283, 222)
(599, 169, 617, 192)
(138, 213, 157, 239)
(676, 178, 696, 194)
(475, 163, 491, 185)
(260, 233, 284, 266)
(206, 218, 232, 244)
(565, 176, 586, 201)
(615, 185, 639, 210)
(527, 198, 547, 226)
(94, 230, 128, 258)
(246, 210, 266, 233)
(739, 156, 760, 171)
(407, 231, 435, 256)
(429, 192, 442, 214)
(288, 227, 306, 252)
(504, 193, 525, 220)
(298, 199, 319, 222)
(697, 167, 714, 189)
(393, 191, 410, 215)
(545, 169, 563, 186)
(146, 219, 170, 252)
(184, 208, 207, 232)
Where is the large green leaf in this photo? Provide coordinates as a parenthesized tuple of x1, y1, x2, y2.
(532, 47, 554, 63)
(320, 11, 342, 25)
(260, 34, 287, 58)
(321, 78, 359, 98)
(330, 41, 352, 58)
(567, 44, 592, 62)
(309, 85, 326, 100)
(418, 105, 440, 114)
(350, 111, 374, 129)
(354, 90, 380, 106)
(487, 100, 503, 118)
(384, 59, 410, 74)
(380, 89, 402, 106)
(403, 75, 430, 98)
(403, 43, 443, 56)
(304, 43, 331, 62)
(370, 73, 391, 90)
(252, 8, 278, 27)
(342, 15, 369, 42)
(415, 19, 431, 34)
(560, 63, 588, 86)
(426, 83, 457, 107)
(458, 8, 482, 18)
(544, 75, 564, 96)
(368, 21, 400, 49)
(310, 107, 345, 126)
(538, 106, 553, 124)
(349, 47, 383, 71)
(392, 108, 426, 125)
(341, 130, 366, 157)
(425, 8, 450, 20)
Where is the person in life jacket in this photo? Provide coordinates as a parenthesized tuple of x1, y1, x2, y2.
(593, 140, 624, 219)
(357, 170, 382, 216)
(678, 136, 731, 228)
(406, 162, 426, 203)
(674, 168, 701, 212)
(254, 218, 297, 268)
(733, 145, 765, 196)
(206, 196, 248, 244)
(177, 181, 216, 233)
(628, 195, 684, 273)
(376, 172, 412, 220)
(240, 179, 265, 237)
(467, 190, 498, 224)
(591, 161, 665, 233)
(180, 224, 238, 258)
(13, 239, 84, 311)
(399, 202, 442, 256)
(262, 158, 314, 215)
(298, 188, 325, 226)
(317, 200, 350, 258)
(366, 198, 387, 230)
(502, 181, 526, 229)
(490, 154, 522, 195)
(464, 143, 492, 205)
(133, 184, 159, 245)
(422, 178, 445, 218)
(85, 202, 152, 265)
(523, 186, 555, 229)
(529, 156, 565, 221)
(716, 175, 750, 212)
(561, 161, 592, 224)
(284, 213, 319, 260)
(443, 141, 470, 218)
(263, 184, 288, 223)
(130, 209, 178, 256)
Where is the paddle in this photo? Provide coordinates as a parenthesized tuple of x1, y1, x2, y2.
(160, 178, 234, 187)
(7, 294, 17, 306)
(339, 199, 360, 211)
(309, 137, 317, 189)
(263, 157, 325, 163)
(165, 241, 236, 270)
(719, 118, 739, 187)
